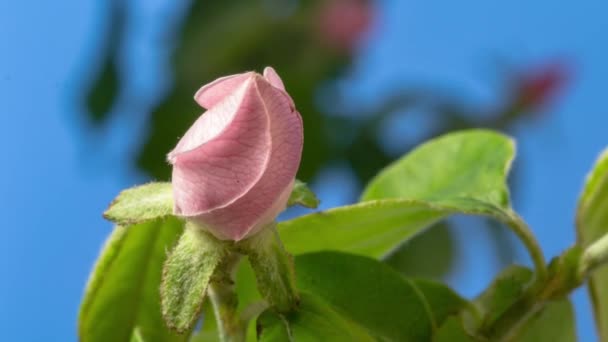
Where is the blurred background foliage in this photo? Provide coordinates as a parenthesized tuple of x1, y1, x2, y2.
(80, 0, 568, 280)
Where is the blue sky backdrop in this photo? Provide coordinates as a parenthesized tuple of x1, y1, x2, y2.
(1, 0, 607, 340)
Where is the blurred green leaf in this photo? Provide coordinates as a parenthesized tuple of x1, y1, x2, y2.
(517, 299, 576, 342)
(433, 317, 476, 342)
(86, 58, 120, 123)
(279, 130, 526, 259)
(79, 217, 187, 342)
(161, 226, 225, 333)
(287, 180, 320, 209)
(262, 251, 466, 341)
(83, 0, 125, 124)
(576, 147, 608, 340)
(129, 328, 144, 342)
(104, 182, 173, 226)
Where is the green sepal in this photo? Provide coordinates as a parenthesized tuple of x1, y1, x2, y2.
(104, 182, 173, 225)
(103, 179, 317, 226)
(237, 224, 299, 313)
(161, 224, 227, 333)
(287, 179, 320, 209)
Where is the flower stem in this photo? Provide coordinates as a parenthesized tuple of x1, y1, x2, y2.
(508, 213, 548, 282)
(208, 253, 245, 342)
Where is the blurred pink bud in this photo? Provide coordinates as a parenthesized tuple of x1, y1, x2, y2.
(514, 61, 570, 111)
(317, 0, 374, 53)
(168, 67, 303, 241)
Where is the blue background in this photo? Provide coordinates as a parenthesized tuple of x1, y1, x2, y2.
(1, 0, 606, 340)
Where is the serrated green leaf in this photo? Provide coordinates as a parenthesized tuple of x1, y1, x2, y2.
(161, 225, 225, 333)
(577, 148, 608, 340)
(104, 182, 173, 225)
(278, 251, 465, 341)
(287, 180, 319, 209)
(279, 130, 527, 260)
(79, 217, 187, 342)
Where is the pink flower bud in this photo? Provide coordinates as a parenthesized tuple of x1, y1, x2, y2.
(168, 67, 303, 241)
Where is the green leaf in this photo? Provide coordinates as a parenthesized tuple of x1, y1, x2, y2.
(466, 265, 534, 332)
(130, 328, 144, 342)
(433, 317, 476, 342)
(414, 278, 468, 327)
(258, 251, 465, 341)
(517, 299, 576, 342)
(279, 130, 524, 259)
(79, 217, 187, 342)
(462, 265, 577, 341)
(287, 180, 320, 209)
(86, 58, 120, 123)
(361, 129, 513, 208)
(257, 292, 375, 342)
(577, 148, 608, 340)
(104, 182, 173, 225)
(160, 225, 226, 333)
(384, 222, 457, 279)
(279, 197, 524, 259)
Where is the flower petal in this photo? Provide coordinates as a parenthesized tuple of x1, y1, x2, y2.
(170, 76, 271, 215)
(263, 66, 285, 91)
(194, 72, 253, 109)
(195, 76, 303, 240)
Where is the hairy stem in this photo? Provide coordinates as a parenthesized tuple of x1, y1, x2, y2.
(209, 253, 245, 342)
(238, 223, 300, 313)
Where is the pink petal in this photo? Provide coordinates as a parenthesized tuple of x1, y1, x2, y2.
(170, 75, 271, 214)
(193, 76, 303, 240)
(194, 72, 253, 109)
(263, 66, 286, 91)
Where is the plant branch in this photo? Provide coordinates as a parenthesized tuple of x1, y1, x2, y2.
(580, 232, 608, 276)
